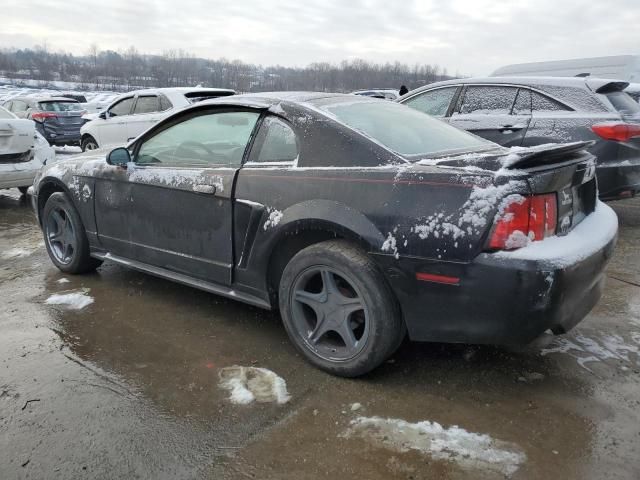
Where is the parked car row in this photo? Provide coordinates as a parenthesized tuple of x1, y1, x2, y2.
(398, 76, 640, 200)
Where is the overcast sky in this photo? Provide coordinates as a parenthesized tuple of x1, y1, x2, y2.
(3, 0, 639, 75)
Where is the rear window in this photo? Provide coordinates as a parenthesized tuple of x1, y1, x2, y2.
(38, 101, 83, 112)
(322, 101, 491, 157)
(604, 91, 640, 115)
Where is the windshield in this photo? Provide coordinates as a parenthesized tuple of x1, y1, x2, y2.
(38, 101, 84, 112)
(322, 100, 492, 158)
(604, 91, 640, 116)
(0, 106, 14, 119)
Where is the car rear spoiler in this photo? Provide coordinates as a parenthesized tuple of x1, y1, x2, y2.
(586, 79, 630, 94)
(502, 141, 595, 170)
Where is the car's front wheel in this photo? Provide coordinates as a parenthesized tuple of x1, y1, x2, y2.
(279, 240, 404, 377)
(81, 136, 99, 152)
(42, 192, 102, 274)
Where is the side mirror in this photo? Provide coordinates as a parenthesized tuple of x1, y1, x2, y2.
(99, 111, 108, 120)
(106, 147, 131, 167)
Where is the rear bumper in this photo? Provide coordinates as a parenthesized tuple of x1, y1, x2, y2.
(379, 202, 618, 345)
(596, 160, 640, 200)
(35, 123, 81, 146)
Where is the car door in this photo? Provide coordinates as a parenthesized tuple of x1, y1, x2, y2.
(93, 107, 262, 285)
(449, 85, 532, 146)
(126, 95, 165, 143)
(401, 86, 461, 121)
(98, 96, 135, 147)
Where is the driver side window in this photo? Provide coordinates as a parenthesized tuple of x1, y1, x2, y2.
(109, 97, 135, 117)
(136, 111, 260, 167)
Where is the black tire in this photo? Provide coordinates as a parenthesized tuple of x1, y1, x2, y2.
(81, 135, 99, 152)
(279, 240, 404, 377)
(42, 192, 102, 274)
(18, 186, 29, 195)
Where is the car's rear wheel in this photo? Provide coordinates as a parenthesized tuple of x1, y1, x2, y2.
(42, 192, 102, 274)
(81, 136, 99, 152)
(18, 186, 28, 195)
(279, 240, 404, 377)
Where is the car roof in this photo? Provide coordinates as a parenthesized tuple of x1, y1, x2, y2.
(195, 91, 357, 108)
(125, 87, 236, 96)
(401, 76, 634, 101)
(9, 96, 79, 102)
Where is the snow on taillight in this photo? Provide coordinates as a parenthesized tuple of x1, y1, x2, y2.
(591, 122, 640, 142)
(487, 194, 557, 251)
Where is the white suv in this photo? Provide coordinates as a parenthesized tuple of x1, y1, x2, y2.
(79, 87, 235, 151)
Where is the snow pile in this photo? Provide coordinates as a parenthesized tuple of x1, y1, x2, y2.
(218, 366, 291, 405)
(342, 416, 526, 477)
(491, 201, 618, 268)
(45, 290, 94, 310)
(263, 208, 283, 230)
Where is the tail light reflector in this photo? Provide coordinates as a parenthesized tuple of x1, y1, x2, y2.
(591, 122, 640, 142)
(488, 194, 558, 251)
(31, 112, 58, 122)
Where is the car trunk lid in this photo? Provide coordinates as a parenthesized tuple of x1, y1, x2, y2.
(433, 142, 598, 236)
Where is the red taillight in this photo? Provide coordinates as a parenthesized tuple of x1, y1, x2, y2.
(488, 194, 557, 251)
(591, 122, 640, 142)
(31, 112, 58, 122)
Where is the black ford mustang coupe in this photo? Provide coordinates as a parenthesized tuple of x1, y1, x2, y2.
(32, 92, 618, 376)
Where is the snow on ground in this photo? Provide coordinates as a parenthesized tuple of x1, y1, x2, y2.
(342, 416, 526, 477)
(45, 289, 94, 310)
(56, 278, 71, 284)
(218, 366, 291, 405)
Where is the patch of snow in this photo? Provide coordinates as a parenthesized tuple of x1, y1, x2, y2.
(1, 247, 35, 259)
(263, 208, 283, 230)
(490, 201, 617, 268)
(81, 184, 92, 202)
(342, 416, 526, 477)
(45, 290, 94, 310)
(381, 232, 399, 259)
(350, 402, 362, 412)
(218, 366, 291, 405)
(56, 278, 70, 284)
(505, 230, 532, 249)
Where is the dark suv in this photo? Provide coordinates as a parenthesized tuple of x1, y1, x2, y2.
(2, 96, 86, 147)
(399, 77, 640, 200)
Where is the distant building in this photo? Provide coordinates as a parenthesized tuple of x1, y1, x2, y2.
(491, 55, 640, 82)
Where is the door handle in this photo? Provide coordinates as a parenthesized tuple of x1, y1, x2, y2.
(498, 125, 524, 132)
(193, 184, 217, 194)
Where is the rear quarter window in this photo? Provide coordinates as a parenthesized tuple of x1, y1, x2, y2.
(603, 91, 640, 115)
(404, 87, 457, 117)
(456, 86, 518, 115)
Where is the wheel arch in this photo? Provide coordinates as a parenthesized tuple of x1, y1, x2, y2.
(263, 199, 386, 302)
(36, 177, 70, 225)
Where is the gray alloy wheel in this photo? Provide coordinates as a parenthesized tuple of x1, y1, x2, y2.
(42, 192, 102, 274)
(290, 266, 370, 361)
(279, 240, 405, 377)
(45, 205, 77, 265)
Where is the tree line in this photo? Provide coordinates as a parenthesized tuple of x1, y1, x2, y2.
(0, 45, 455, 93)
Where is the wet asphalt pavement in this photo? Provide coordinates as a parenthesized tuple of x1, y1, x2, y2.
(1, 172, 639, 479)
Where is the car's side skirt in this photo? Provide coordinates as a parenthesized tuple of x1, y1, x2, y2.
(91, 251, 272, 310)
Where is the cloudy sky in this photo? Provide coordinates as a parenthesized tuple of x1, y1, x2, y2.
(3, 0, 639, 75)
